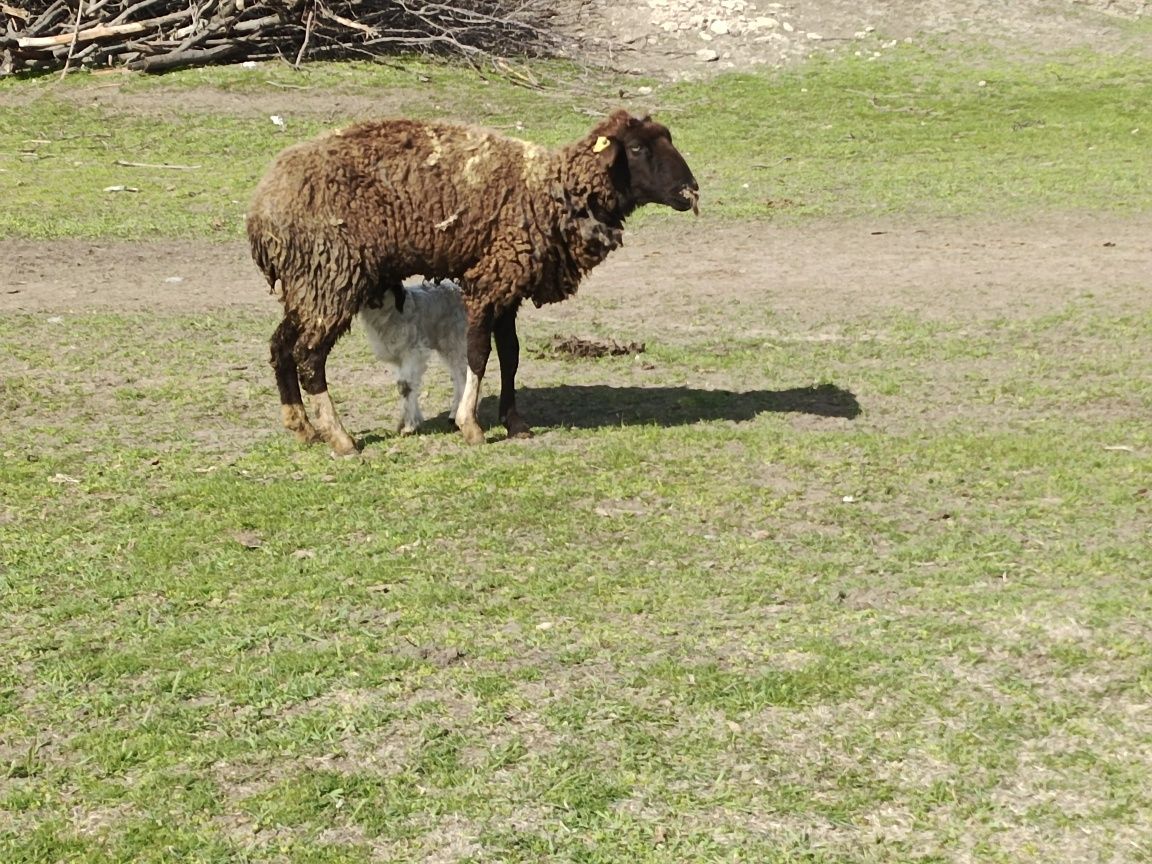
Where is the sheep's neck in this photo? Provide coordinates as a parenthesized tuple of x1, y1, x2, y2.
(553, 152, 628, 263)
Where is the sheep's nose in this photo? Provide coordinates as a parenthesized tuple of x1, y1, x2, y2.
(681, 185, 700, 216)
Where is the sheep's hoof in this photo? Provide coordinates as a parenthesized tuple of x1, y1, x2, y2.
(503, 411, 533, 440)
(282, 405, 322, 444)
(292, 426, 323, 445)
(327, 433, 361, 457)
(458, 421, 486, 445)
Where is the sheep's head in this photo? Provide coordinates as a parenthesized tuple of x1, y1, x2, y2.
(591, 110, 699, 216)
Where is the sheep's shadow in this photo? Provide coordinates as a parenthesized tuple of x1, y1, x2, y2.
(359, 383, 859, 445)
(480, 382, 860, 430)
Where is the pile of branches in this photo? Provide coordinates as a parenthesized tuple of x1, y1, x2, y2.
(1, 0, 571, 75)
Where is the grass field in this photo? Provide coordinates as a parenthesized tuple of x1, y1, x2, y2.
(2, 43, 1152, 863)
(2, 45, 1152, 237)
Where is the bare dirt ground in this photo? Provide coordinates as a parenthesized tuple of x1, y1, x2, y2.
(4, 216, 1150, 327)
(568, 0, 1150, 79)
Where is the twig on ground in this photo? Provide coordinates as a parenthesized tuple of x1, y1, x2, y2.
(114, 159, 201, 169)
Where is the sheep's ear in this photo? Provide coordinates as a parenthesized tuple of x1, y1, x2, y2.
(592, 134, 622, 168)
(604, 109, 634, 130)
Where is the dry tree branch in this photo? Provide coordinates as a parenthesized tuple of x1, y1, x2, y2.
(58, 0, 82, 78)
(17, 9, 195, 47)
(292, 5, 312, 67)
(2, 0, 579, 75)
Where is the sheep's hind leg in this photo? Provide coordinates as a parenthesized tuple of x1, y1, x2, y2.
(294, 329, 358, 457)
(494, 308, 532, 439)
(271, 316, 321, 444)
(456, 316, 491, 445)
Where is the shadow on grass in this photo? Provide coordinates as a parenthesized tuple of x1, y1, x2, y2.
(359, 383, 858, 445)
(492, 382, 861, 429)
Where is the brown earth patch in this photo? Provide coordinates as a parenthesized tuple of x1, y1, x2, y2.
(0, 72, 428, 120)
(5, 215, 1150, 324)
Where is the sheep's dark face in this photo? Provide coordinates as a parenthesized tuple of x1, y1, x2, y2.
(598, 113, 699, 215)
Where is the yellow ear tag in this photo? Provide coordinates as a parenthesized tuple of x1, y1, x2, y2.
(592, 136, 611, 153)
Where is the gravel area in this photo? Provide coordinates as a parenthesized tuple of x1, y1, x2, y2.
(565, 0, 1150, 78)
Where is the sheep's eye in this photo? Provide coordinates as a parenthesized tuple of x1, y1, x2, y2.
(629, 144, 646, 155)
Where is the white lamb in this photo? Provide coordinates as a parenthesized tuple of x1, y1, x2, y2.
(359, 279, 468, 434)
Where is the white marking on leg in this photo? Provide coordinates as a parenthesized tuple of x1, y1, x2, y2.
(447, 355, 466, 421)
(458, 368, 481, 425)
(307, 390, 357, 455)
(456, 368, 485, 444)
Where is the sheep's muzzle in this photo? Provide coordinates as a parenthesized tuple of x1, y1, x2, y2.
(682, 186, 700, 216)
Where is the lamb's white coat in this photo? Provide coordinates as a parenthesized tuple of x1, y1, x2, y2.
(359, 280, 468, 434)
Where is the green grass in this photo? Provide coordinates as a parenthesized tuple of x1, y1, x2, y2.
(2, 46, 1152, 238)
(1, 295, 1150, 862)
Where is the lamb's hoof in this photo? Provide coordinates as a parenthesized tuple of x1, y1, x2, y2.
(503, 412, 533, 440)
(457, 421, 486, 445)
(396, 422, 419, 437)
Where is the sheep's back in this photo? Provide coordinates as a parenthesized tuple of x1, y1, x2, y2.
(248, 120, 556, 292)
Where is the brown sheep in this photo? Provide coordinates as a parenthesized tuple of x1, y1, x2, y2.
(246, 109, 699, 454)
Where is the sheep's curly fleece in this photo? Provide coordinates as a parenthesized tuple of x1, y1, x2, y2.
(246, 112, 633, 341)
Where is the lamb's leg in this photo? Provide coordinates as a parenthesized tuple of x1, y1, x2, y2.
(493, 307, 532, 439)
(456, 312, 492, 445)
(395, 353, 427, 435)
(270, 316, 321, 444)
(294, 329, 358, 457)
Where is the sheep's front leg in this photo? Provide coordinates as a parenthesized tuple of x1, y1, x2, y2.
(493, 307, 532, 439)
(456, 313, 492, 445)
(445, 347, 467, 422)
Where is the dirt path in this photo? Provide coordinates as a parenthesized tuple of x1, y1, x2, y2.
(3, 216, 1149, 327)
